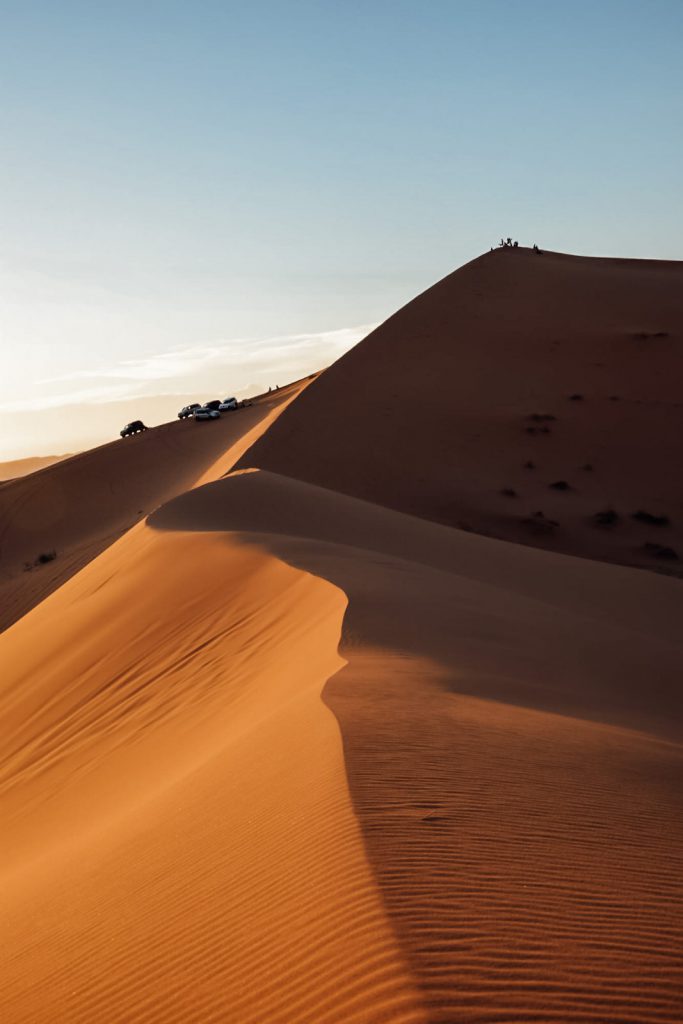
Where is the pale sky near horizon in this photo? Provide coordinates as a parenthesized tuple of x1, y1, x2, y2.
(1, 0, 682, 457)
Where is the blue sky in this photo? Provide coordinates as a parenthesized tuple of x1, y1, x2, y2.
(1, 1, 682, 455)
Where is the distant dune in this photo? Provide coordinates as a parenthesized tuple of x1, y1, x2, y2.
(0, 380, 307, 631)
(1, 252, 682, 1024)
(241, 248, 683, 572)
(0, 453, 70, 481)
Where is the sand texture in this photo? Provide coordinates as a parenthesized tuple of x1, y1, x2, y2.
(2, 251, 682, 1022)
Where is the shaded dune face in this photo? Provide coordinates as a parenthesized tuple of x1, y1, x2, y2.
(153, 471, 683, 1024)
(240, 249, 683, 572)
(332, 673, 683, 1024)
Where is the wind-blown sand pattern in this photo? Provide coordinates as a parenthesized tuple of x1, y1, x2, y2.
(2, 251, 682, 1022)
(1, 524, 424, 1023)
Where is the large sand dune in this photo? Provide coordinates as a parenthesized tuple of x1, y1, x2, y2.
(2, 251, 682, 1022)
(240, 249, 683, 572)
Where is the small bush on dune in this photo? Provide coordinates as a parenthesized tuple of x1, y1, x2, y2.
(520, 511, 559, 534)
(23, 549, 57, 571)
(632, 510, 670, 527)
(593, 509, 619, 527)
(643, 543, 678, 561)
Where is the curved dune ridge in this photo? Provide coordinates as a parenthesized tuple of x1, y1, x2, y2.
(240, 248, 683, 572)
(154, 470, 683, 1023)
(2, 249, 683, 1023)
(0, 520, 424, 1024)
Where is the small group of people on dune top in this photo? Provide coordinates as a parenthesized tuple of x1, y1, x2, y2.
(492, 238, 543, 253)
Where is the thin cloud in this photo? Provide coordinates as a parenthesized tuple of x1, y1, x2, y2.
(0, 324, 376, 412)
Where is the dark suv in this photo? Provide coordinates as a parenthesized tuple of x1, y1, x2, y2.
(120, 420, 148, 438)
(178, 403, 201, 419)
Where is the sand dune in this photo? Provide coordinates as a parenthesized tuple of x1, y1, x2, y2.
(1, 499, 423, 1024)
(2, 251, 682, 1023)
(240, 249, 683, 572)
(0, 379, 307, 632)
(3, 464, 681, 1022)
(156, 470, 683, 1022)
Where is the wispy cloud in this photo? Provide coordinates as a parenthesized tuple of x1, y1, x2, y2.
(0, 324, 377, 412)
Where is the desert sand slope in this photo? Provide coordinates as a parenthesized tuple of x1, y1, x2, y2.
(239, 249, 683, 572)
(0, 515, 424, 1024)
(0, 380, 306, 631)
(1, 464, 682, 1022)
(0, 454, 70, 481)
(152, 470, 683, 1024)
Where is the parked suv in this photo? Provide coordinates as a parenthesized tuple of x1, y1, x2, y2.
(120, 420, 148, 438)
(219, 397, 238, 411)
(193, 406, 220, 420)
(178, 403, 201, 419)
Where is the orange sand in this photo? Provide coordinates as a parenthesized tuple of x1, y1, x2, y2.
(2, 252, 682, 1023)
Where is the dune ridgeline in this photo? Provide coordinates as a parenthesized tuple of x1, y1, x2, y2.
(2, 249, 682, 1024)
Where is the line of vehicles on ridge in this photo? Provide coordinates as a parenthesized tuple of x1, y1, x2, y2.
(177, 396, 240, 419)
(119, 397, 247, 438)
